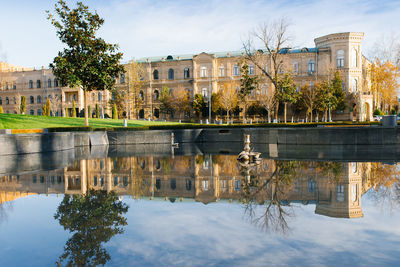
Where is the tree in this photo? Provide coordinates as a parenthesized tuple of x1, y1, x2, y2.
(48, 93, 62, 116)
(126, 61, 146, 119)
(243, 18, 291, 120)
(299, 84, 317, 122)
(20, 95, 26, 115)
(172, 86, 191, 120)
(65, 106, 68, 117)
(315, 81, 337, 121)
(45, 99, 51, 116)
(257, 85, 276, 123)
(239, 60, 258, 121)
(47, 0, 124, 126)
(192, 93, 207, 119)
(159, 85, 173, 118)
(95, 103, 100, 118)
(370, 60, 399, 113)
(0, 106, 3, 113)
(72, 99, 76, 117)
(219, 81, 238, 123)
(331, 71, 346, 113)
(54, 190, 128, 266)
(275, 73, 298, 123)
(112, 103, 118, 119)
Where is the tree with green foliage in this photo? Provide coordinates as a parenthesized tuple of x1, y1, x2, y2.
(20, 96, 26, 115)
(72, 100, 76, 117)
(112, 103, 118, 119)
(54, 189, 128, 266)
(315, 81, 337, 122)
(239, 61, 258, 122)
(159, 85, 173, 118)
(299, 84, 317, 122)
(276, 73, 298, 123)
(192, 93, 207, 119)
(331, 71, 346, 112)
(95, 103, 100, 118)
(172, 86, 191, 120)
(45, 99, 51, 116)
(47, 0, 124, 127)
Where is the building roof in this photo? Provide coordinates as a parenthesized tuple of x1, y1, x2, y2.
(135, 47, 318, 63)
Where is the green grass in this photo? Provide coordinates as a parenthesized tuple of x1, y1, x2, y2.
(0, 113, 185, 130)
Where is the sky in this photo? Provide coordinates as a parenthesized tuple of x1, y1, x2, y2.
(0, 0, 399, 68)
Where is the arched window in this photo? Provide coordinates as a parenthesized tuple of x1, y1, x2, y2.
(337, 184, 344, 202)
(308, 179, 315, 193)
(0, 97, 2, 105)
(202, 88, 208, 101)
(351, 184, 358, 202)
(30, 110, 34, 115)
(337, 50, 344, 68)
(153, 69, 159, 80)
(36, 80, 41, 88)
(29, 80, 33, 89)
(5, 97, 9, 104)
(233, 64, 239, 76)
(219, 66, 225, 77)
(12, 83, 16, 90)
(5, 83, 9, 90)
(37, 95, 41, 104)
(352, 79, 358, 92)
(248, 64, 254, 75)
(30, 96, 34, 104)
(352, 48, 358, 68)
(186, 179, 192, 191)
(201, 67, 207, 78)
(308, 60, 315, 73)
(98, 92, 101, 101)
(48, 79, 52, 87)
(120, 74, 125, 84)
(154, 108, 159, 118)
(154, 90, 159, 100)
(168, 68, 174, 80)
(293, 62, 299, 73)
(139, 90, 144, 100)
(54, 78, 59, 87)
(184, 68, 190, 79)
(170, 179, 176, 190)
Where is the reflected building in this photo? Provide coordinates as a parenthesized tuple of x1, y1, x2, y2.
(0, 155, 377, 219)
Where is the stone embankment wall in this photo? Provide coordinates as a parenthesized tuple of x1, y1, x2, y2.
(1, 126, 400, 155)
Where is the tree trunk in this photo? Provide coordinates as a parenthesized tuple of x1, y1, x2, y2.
(275, 102, 279, 120)
(310, 109, 313, 122)
(284, 102, 287, 123)
(84, 89, 89, 127)
(226, 109, 229, 124)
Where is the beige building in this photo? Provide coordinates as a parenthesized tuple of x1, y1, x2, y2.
(0, 32, 374, 121)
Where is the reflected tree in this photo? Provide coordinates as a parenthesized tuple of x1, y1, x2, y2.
(241, 160, 299, 234)
(55, 189, 128, 266)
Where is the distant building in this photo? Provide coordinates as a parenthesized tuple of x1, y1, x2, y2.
(0, 32, 374, 121)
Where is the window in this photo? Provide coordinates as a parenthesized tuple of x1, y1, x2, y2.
(153, 69, 159, 80)
(168, 68, 174, 80)
(30, 96, 34, 104)
(186, 179, 192, 191)
(73, 94, 77, 101)
(352, 79, 358, 92)
(139, 90, 144, 100)
(36, 80, 41, 88)
(351, 184, 358, 202)
(154, 90, 159, 100)
(202, 180, 209, 191)
(6, 97, 9, 105)
(337, 184, 344, 202)
(201, 67, 207, 78)
(249, 64, 254, 75)
(342, 82, 345, 91)
(352, 48, 358, 68)
(93, 176, 98, 186)
(351, 162, 357, 173)
(91, 93, 95, 101)
(98, 92, 101, 101)
(265, 64, 268, 74)
(170, 179, 176, 190)
(29, 80, 33, 89)
(13, 97, 16, 104)
(5, 83, 8, 90)
(308, 179, 315, 193)
(184, 68, 190, 79)
(337, 50, 344, 68)
(234, 180, 240, 191)
(123, 176, 128, 187)
(233, 64, 239, 76)
(37, 109, 42, 115)
(29, 109, 34, 115)
(219, 66, 225, 77)
(48, 79, 52, 88)
(262, 85, 267, 95)
(114, 177, 118, 186)
(156, 178, 161, 190)
(54, 78, 59, 87)
(293, 62, 299, 74)
(120, 74, 125, 84)
(202, 88, 208, 101)
(0, 97, 2, 105)
(309, 82, 314, 90)
(308, 60, 315, 74)
(12, 83, 16, 90)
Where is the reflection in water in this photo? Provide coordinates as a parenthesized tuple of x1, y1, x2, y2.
(54, 189, 128, 266)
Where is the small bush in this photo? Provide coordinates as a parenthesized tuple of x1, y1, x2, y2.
(390, 108, 397, 115)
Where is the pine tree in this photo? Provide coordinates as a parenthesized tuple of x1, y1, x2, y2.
(72, 100, 76, 117)
(46, 99, 51, 116)
(65, 107, 68, 117)
(0, 106, 3, 114)
(20, 96, 26, 115)
(239, 61, 258, 121)
(276, 73, 299, 123)
(112, 103, 118, 119)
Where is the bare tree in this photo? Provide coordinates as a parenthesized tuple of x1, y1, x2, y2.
(49, 92, 62, 116)
(243, 18, 292, 120)
(219, 81, 238, 123)
(257, 85, 276, 123)
(369, 33, 400, 67)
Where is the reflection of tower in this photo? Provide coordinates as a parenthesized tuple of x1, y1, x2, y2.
(315, 162, 363, 218)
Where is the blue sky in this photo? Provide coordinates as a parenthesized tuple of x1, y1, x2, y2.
(0, 0, 399, 67)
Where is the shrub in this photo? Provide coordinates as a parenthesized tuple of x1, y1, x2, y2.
(390, 108, 396, 115)
(112, 104, 118, 120)
(373, 109, 384, 116)
(0, 106, 3, 113)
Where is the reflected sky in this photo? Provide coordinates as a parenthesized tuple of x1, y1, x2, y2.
(0, 148, 400, 266)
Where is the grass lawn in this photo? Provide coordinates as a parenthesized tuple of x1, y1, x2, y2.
(0, 113, 185, 129)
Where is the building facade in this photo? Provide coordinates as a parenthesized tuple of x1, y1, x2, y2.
(0, 32, 374, 121)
